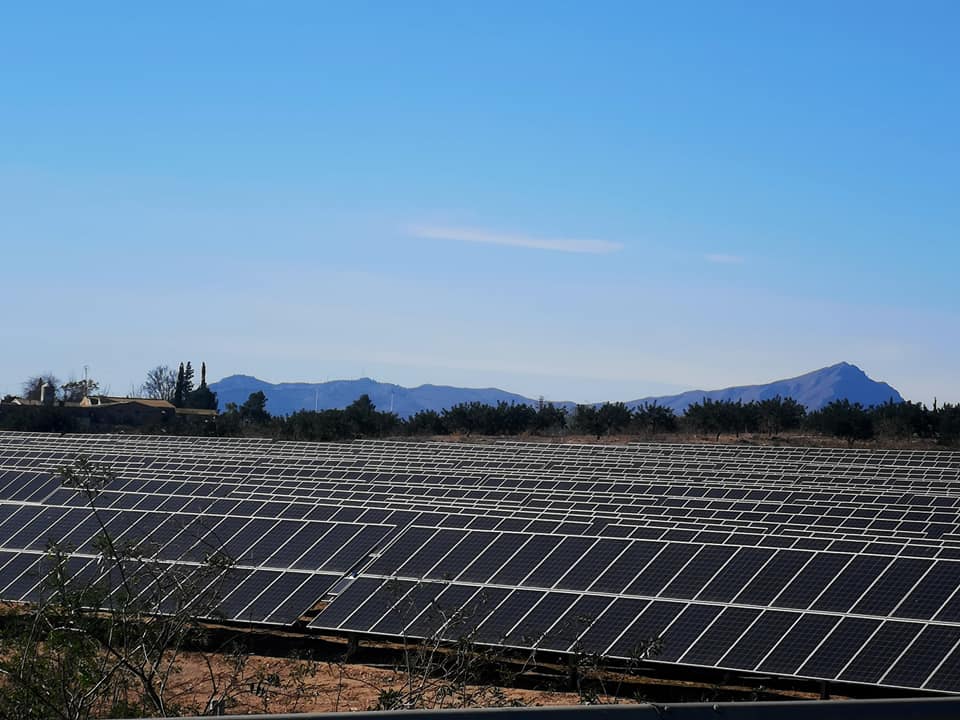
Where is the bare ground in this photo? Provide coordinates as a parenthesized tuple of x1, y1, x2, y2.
(163, 651, 624, 715)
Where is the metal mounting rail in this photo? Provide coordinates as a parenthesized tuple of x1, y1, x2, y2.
(169, 696, 960, 720)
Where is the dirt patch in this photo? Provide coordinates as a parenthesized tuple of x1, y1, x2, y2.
(163, 651, 618, 715)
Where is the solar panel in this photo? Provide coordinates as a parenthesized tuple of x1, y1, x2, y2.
(3, 431, 960, 695)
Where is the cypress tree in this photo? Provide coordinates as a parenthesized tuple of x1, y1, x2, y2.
(173, 363, 185, 407)
(183, 362, 195, 396)
(186, 361, 218, 411)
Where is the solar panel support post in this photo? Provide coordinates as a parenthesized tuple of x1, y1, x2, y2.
(566, 655, 579, 692)
(205, 698, 226, 716)
(820, 680, 830, 700)
(346, 634, 359, 660)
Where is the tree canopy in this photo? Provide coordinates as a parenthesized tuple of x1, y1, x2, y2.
(140, 365, 177, 402)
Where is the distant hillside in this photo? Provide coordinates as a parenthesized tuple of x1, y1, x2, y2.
(211, 375, 534, 418)
(211, 362, 903, 418)
(626, 362, 903, 413)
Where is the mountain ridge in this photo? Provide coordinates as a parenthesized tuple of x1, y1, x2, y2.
(624, 362, 903, 413)
(210, 363, 903, 418)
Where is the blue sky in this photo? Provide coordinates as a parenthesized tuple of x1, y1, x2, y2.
(1, 2, 958, 404)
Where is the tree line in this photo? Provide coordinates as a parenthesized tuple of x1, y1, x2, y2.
(8, 366, 960, 447)
(210, 392, 960, 446)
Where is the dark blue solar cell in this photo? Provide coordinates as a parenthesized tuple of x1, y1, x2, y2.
(261, 573, 339, 625)
(322, 525, 391, 573)
(503, 592, 577, 648)
(466, 516, 500, 530)
(292, 525, 363, 571)
(372, 581, 447, 635)
(233, 570, 294, 621)
(697, 547, 775, 602)
(720, 611, 801, 672)
(0, 506, 40, 543)
(840, 621, 921, 685)
(442, 586, 511, 639)
(589, 541, 663, 594)
(798, 617, 881, 680)
(338, 579, 417, 631)
(51, 556, 101, 601)
(220, 518, 279, 562)
(157, 496, 191, 512)
(176, 517, 240, 561)
(47, 508, 97, 544)
(427, 532, 498, 581)
(135, 515, 192, 557)
(393, 529, 466, 578)
(625, 544, 700, 597)
(0, 503, 24, 532)
(758, 614, 840, 675)
(458, 534, 530, 583)
(556, 539, 630, 591)
(924, 641, 960, 692)
(883, 625, 960, 689)
(681, 607, 762, 666)
(538, 594, 614, 652)
(406, 584, 480, 639)
(927, 565, 960, 621)
(134, 495, 169, 511)
(0, 554, 42, 598)
(607, 600, 685, 661)
(661, 545, 737, 600)
(262, 523, 332, 567)
(205, 498, 241, 515)
(304, 505, 337, 521)
(218, 571, 278, 620)
(810, 555, 893, 613)
(773, 553, 852, 609)
(524, 537, 600, 589)
(74, 511, 121, 553)
(657, 604, 723, 662)
(8, 475, 53, 502)
(0, 472, 22, 498)
(496, 518, 530, 532)
(309, 577, 385, 630)
(733, 550, 813, 606)
(6, 507, 68, 549)
(243, 520, 302, 565)
(577, 598, 649, 655)
(490, 535, 562, 585)
(852, 558, 932, 617)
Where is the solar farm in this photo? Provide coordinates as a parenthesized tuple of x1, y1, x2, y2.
(3, 431, 960, 699)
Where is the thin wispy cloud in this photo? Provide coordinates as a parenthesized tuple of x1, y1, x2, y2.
(408, 224, 623, 255)
(705, 253, 745, 265)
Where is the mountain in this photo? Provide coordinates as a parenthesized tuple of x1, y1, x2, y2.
(210, 375, 535, 418)
(210, 362, 903, 418)
(626, 362, 903, 413)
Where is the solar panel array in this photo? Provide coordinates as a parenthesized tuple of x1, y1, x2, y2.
(2, 431, 960, 696)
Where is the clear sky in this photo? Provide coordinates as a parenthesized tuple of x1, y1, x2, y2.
(1, 2, 958, 404)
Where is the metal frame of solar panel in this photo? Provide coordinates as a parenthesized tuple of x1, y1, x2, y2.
(3, 431, 960, 695)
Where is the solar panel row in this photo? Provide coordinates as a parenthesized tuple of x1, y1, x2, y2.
(2, 432, 960, 695)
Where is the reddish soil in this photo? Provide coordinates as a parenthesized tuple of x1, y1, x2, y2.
(164, 651, 618, 715)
